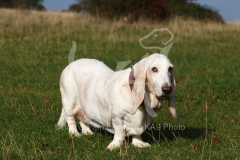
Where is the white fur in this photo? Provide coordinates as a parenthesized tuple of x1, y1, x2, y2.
(57, 53, 177, 151)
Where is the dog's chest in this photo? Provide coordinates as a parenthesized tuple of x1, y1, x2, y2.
(123, 106, 147, 127)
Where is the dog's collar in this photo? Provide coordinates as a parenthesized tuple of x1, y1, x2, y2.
(129, 65, 135, 91)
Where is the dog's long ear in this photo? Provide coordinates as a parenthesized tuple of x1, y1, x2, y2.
(130, 60, 146, 115)
(168, 71, 177, 118)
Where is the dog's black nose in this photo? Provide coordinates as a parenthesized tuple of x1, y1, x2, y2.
(162, 86, 172, 94)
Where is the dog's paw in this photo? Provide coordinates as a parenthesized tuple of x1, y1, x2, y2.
(82, 129, 93, 135)
(69, 130, 81, 137)
(132, 142, 151, 148)
(80, 122, 94, 135)
(106, 141, 122, 151)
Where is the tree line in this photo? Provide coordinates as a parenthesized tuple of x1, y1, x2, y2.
(69, 0, 224, 23)
(0, 0, 45, 10)
(0, 0, 224, 23)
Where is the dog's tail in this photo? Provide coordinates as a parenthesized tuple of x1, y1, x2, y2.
(68, 41, 76, 64)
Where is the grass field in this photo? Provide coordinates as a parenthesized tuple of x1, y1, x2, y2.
(0, 9, 240, 159)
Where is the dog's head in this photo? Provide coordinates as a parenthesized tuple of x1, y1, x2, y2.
(130, 53, 177, 118)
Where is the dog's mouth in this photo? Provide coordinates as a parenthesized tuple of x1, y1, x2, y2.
(156, 94, 169, 101)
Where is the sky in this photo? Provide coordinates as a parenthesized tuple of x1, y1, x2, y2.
(42, 0, 240, 21)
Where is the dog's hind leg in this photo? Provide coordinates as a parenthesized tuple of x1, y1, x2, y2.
(76, 108, 93, 135)
(66, 115, 80, 137)
(57, 108, 67, 128)
(60, 88, 80, 137)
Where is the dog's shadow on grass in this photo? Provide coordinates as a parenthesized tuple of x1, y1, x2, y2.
(85, 123, 208, 145)
(141, 123, 209, 144)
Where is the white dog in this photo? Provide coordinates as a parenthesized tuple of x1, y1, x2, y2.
(57, 53, 177, 151)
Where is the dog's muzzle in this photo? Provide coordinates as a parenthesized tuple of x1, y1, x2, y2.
(156, 86, 172, 100)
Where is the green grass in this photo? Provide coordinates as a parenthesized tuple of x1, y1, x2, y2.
(0, 9, 240, 159)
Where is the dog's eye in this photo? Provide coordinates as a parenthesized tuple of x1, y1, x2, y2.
(168, 67, 173, 72)
(152, 67, 158, 72)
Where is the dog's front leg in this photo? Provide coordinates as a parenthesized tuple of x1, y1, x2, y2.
(132, 135, 151, 148)
(106, 117, 125, 151)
